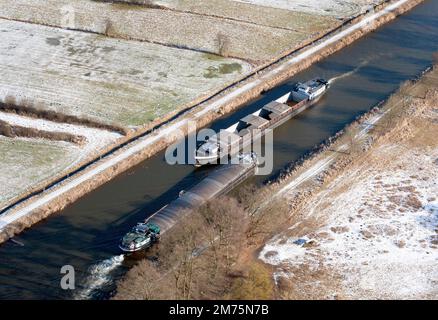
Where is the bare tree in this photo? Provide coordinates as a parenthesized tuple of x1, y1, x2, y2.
(247, 199, 289, 243)
(216, 33, 231, 57)
(344, 129, 359, 155)
(103, 19, 114, 36)
(199, 198, 249, 268)
(114, 260, 163, 300)
(2, 94, 16, 106)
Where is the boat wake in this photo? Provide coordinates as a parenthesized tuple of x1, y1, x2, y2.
(328, 58, 370, 84)
(74, 254, 124, 300)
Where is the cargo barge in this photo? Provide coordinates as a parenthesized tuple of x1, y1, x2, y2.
(119, 153, 257, 252)
(195, 78, 330, 166)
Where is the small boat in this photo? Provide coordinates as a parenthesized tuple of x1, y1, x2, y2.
(291, 78, 329, 102)
(119, 222, 161, 252)
(194, 78, 329, 166)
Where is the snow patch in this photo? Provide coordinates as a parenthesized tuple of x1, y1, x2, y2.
(261, 147, 438, 299)
(232, 0, 381, 18)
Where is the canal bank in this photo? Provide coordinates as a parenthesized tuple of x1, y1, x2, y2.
(0, 0, 424, 243)
(0, 0, 438, 299)
(256, 65, 438, 299)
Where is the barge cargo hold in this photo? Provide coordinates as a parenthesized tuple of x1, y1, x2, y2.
(147, 153, 257, 233)
(195, 78, 330, 166)
(119, 153, 257, 252)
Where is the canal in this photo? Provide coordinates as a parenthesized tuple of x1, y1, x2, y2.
(0, 0, 437, 299)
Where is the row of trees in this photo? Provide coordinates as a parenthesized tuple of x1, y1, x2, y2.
(1, 95, 126, 134)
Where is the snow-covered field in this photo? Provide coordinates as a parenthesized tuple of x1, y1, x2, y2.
(0, 19, 250, 128)
(0, 111, 121, 208)
(259, 87, 438, 299)
(0, 0, 320, 63)
(153, 0, 340, 31)
(261, 147, 438, 299)
(0, 137, 76, 208)
(233, 0, 383, 18)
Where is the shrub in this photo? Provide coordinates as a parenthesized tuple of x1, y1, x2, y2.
(228, 263, 274, 300)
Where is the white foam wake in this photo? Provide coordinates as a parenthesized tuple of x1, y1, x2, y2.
(328, 58, 371, 84)
(74, 254, 124, 300)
